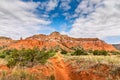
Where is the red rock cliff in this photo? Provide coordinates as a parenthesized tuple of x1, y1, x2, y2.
(6, 32, 117, 51)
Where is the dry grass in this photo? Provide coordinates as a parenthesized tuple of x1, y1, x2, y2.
(64, 55, 120, 66)
(0, 67, 55, 80)
(0, 58, 7, 65)
(64, 55, 120, 80)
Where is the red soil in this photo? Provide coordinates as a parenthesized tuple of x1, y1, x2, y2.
(49, 53, 71, 80)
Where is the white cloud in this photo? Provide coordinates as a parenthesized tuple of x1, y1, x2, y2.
(69, 0, 120, 39)
(46, 0, 58, 11)
(75, 0, 102, 17)
(0, 0, 54, 39)
(39, 0, 58, 12)
(59, 0, 71, 11)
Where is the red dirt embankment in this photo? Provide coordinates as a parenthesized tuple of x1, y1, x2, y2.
(48, 53, 105, 80)
(49, 53, 71, 80)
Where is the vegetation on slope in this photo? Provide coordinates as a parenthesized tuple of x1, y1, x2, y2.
(0, 46, 120, 80)
(0, 48, 55, 67)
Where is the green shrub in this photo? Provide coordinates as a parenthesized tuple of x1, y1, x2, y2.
(111, 51, 120, 55)
(0, 53, 6, 58)
(88, 49, 93, 53)
(61, 49, 67, 54)
(1, 48, 55, 67)
(49, 75, 55, 80)
(93, 50, 99, 55)
(99, 50, 108, 56)
(72, 48, 88, 55)
(93, 50, 108, 56)
(0, 49, 14, 58)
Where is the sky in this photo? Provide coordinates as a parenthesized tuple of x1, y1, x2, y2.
(0, 0, 120, 44)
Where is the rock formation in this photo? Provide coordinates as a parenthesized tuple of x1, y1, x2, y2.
(4, 31, 117, 51)
(0, 37, 13, 48)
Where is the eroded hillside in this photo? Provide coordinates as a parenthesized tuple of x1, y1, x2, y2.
(4, 32, 117, 51)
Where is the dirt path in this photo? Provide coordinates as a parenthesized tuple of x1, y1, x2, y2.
(49, 52, 71, 80)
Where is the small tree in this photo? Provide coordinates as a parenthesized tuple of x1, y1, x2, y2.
(72, 48, 88, 55)
(99, 50, 108, 56)
(93, 50, 108, 56)
(93, 50, 99, 55)
(1, 48, 55, 68)
(61, 49, 67, 54)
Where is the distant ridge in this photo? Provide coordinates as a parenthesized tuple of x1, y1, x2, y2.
(0, 36, 12, 40)
(0, 36, 13, 47)
(112, 44, 120, 51)
(0, 32, 118, 51)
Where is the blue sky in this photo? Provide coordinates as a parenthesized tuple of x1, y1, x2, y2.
(0, 0, 120, 44)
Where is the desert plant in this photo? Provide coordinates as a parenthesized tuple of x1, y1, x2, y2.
(72, 48, 88, 55)
(49, 75, 55, 80)
(60, 49, 67, 54)
(0, 48, 55, 67)
(93, 50, 99, 55)
(99, 50, 108, 56)
(93, 50, 108, 56)
(111, 51, 120, 55)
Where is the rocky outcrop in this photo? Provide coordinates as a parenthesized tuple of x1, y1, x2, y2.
(0, 37, 13, 48)
(5, 32, 117, 51)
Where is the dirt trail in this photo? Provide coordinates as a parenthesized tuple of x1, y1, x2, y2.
(49, 52, 71, 80)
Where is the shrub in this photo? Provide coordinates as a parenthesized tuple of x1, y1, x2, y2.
(0, 48, 55, 67)
(0, 49, 14, 58)
(93, 50, 99, 55)
(111, 51, 120, 55)
(99, 50, 108, 56)
(72, 48, 88, 55)
(49, 75, 55, 80)
(93, 50, 108, 56)
(61, 49, 67, 54)
(0, 53, 6, 58)
(88, 49, 93, 53)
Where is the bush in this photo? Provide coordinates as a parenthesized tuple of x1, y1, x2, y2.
(0, 49, 13, 58)
(99, 50, 108, 56)
(93, 50, 99, 55)
(93, 50, 108, 56)
(0, 48, 55, 67)
(88, 49, 93, 53)
(0, 53, 6, 58)
(111, 51, 120, 55)
(61, 49, 67, 54)
(72, 48, 88, 55)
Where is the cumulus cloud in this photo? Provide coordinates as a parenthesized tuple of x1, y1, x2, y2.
(59, 0, 71, 11)
(39, 0, 59, 12)
(74, 0, 102, 17)
(69, 0, 120, 39)
(0, 0, 54, 39)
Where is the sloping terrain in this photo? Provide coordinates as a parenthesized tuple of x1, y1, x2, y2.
(0, 37, 13, 49)
(30, 54, 120, 80)
(113, 44, 120, 51)
(1, 54, 120, 80)
(5, 32, 117, 51)
(49, 53, 71, 80)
